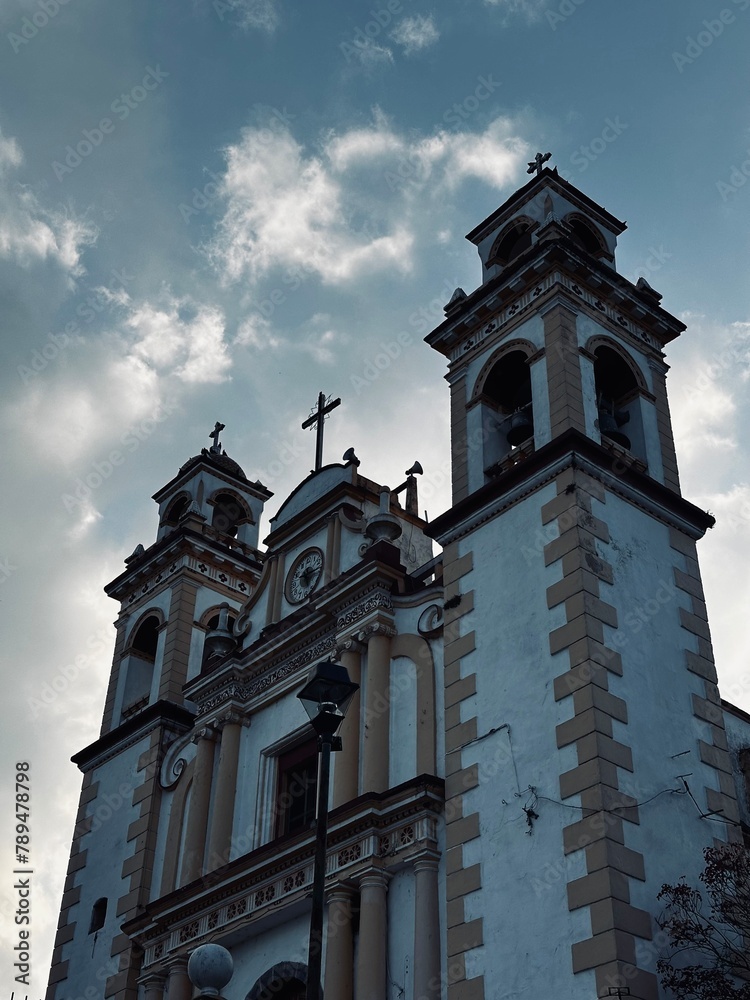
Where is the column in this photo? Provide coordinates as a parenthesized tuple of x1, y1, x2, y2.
(181, 727, 217, 884)
(324, 886, 355, 1000)
(355, 871, 389, 1000)
(361, 626, 393, 794)
(139, 971, 166, 1000)
(413, 858, 441, 1000)
(333, 642, 363, 808)
(206, 712, 245, 870)
(165, 956, 192, 1000)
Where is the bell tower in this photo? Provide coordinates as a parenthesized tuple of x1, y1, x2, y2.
(47, 428, 271, 1000)
(426, 165, 742, 1000)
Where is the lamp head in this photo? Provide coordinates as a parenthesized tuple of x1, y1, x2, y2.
(297, 659, 358, 735)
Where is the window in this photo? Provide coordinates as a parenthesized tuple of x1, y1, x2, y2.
(489, 219, 535, 267)
(121, 614, 160, 719)
(482, 349, 535, 467)
(88, 897, 107, 933)
(162, 494, 189, 527)
(211, 492, 245, 537)
(275, 741, 318, 838)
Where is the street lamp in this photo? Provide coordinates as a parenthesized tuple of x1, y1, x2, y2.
(297, 659, 359, 1000)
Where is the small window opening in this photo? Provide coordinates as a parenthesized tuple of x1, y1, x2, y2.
(89, 897, 107, 933)
(275, 741, 318, 838)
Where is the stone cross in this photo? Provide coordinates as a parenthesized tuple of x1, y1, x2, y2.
(209, 421, 225, 453)
(302, 392, 341, 472)
(527, 151, 552, 176)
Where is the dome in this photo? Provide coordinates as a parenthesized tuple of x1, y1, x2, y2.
(179, 448, 247, 481)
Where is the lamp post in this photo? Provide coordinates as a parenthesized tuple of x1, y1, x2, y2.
(297, 659, 359, 1000)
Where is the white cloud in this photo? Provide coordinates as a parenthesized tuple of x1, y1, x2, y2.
(214, 0, 280, 32)
(0, 127, 96, 274)
(484, 0, 548, 18)
(126, 293, 231, 384)
(209, 113, 529, 287)
(390, 14, 440, 54)
(347, 38, 394, 67)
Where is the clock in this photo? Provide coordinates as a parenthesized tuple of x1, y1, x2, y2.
(285, 548, 324, 604)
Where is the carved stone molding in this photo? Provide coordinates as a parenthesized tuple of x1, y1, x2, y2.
(336, 591, 394, 631)
(417, 604, 444, 638)
(357, 622, 398, 642)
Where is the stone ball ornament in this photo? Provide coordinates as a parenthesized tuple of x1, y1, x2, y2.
(187, 943, 234, 996)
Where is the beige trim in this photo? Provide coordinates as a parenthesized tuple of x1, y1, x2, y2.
(206, 715, 244, 869)
(439, 540, 485, 1000)
(181, 728, 217, 883)
(450, 373, 470, 504)
(390, 633, 437, 775)
(649, 358, 681, 493)
(332, 644, 362, 807)
(45, 772, 98, 998)
(361, 631, 392, 793)
(544, 469, 656, 995)
(158, 579, 199, 703)
(160, 760, 193, 896)
(670, 529, 744, 844)
(543, 303, 586, 437)
(324, 887, 355, 1000)
(355, 870, 389, 1000)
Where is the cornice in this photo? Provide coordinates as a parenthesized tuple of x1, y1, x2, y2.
(427, 241, 684, 360)
(428, 428, 714, 546)
(72, 701, 195, 772)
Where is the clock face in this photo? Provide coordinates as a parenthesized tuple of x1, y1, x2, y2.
(286, 549, 324, 604)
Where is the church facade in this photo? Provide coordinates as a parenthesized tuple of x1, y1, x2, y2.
(48, 166, 750, 1000)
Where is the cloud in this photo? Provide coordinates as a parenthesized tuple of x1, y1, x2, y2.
(390, 14, 440, 54)
(209, 112, 529, 287)
(484, 0, 549, 18)
(213, 0, 280, 32)
(125, 292, 231, 384)
(0, 127, 97, 275)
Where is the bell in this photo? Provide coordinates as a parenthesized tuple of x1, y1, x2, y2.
(599, 407, 631, 450)
(506, 408, 533, 447)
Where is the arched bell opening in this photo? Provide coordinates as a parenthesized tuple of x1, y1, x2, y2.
(487, 217, 537, 269)
(563, 213, 612, 262)
(479, 350, 535, 475)
(120, 612, 163, 721)
(162, 493, 190, 528)
(593, 345, 646, 462)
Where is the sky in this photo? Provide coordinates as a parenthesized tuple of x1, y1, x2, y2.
(0, 0, 749, 992)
